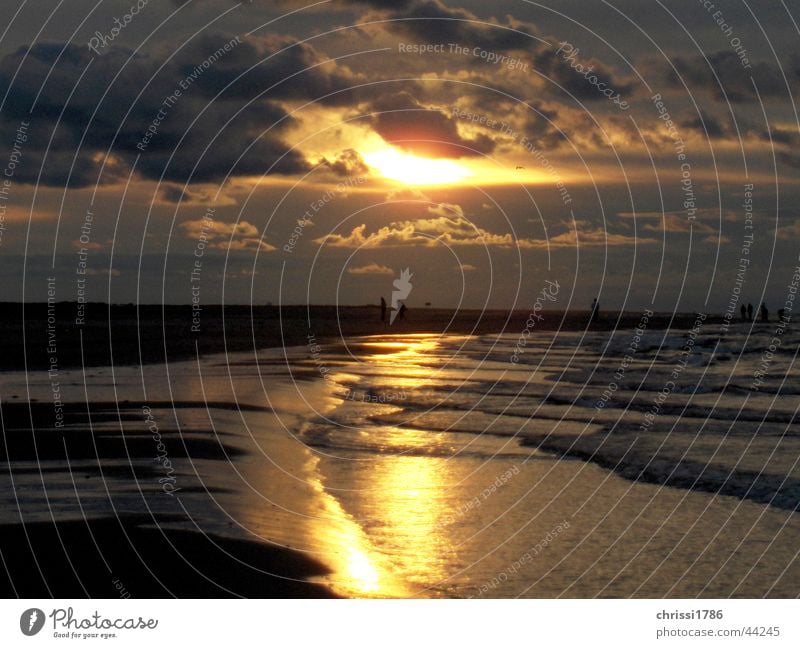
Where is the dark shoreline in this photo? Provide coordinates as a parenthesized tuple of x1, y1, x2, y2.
(2, 302, 722, 371)
(0, 399, 339, 598)
(0, 517, 337, 598)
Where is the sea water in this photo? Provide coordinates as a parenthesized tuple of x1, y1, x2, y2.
(1, 325, 798, 597)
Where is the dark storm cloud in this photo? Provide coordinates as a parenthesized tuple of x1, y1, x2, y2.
(158, 184, 223, 205)
(660, 51, 788, 102)
(521, 100, 564, 148)
(678, 108, 800, 151)
(778, 152, 800, 169)
(277, 0, 537, 50)
(680, 110, 726, 138)
(379, 0, 538, 53)
(130, 95, 309, 184)
(175, 33, 360, 106)
(0, 33, 357, 187)
(335, 0, 415, 7)
(273, 0, 414, 6)
(159, 185, 189, 203)
(769, 127, 800, 146)
(367, 91, 495, 157)
(531, 45, 637, 103)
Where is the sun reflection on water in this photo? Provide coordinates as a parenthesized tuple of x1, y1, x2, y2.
(360, 455, 454, 589)
(284, 335, 461, 597)
(340, 335, 457, 590)
(358, 334, 442, 362)
(305, 464, 411, 597)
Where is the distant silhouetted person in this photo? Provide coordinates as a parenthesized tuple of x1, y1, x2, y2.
(740, 304, 747, 322)
(590, 298, 599, 324)
(747, 303, 753, 321)
(778, 308, 785, 321)
(380, 297, 387, 322)
(760, 302, 769, 322)
(398, 303, 407, 321)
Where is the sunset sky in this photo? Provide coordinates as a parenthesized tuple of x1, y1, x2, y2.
(1, 0, 797, 311)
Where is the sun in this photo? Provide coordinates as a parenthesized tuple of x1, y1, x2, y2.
(363, 148, 472, 185)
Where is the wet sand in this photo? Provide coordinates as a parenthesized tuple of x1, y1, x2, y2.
(0, 398, 337, 598)
(0, 517, 335, 598)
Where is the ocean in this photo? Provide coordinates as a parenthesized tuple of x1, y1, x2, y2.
(2, 323, 799, 597)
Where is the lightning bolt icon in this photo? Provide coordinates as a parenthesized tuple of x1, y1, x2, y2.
(28, 611, 37, 631)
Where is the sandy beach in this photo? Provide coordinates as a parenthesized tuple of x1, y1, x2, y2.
(2, 321, 798, 598)
(0, 398, 337, 597)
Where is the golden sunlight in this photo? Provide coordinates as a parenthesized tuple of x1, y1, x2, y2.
(363, 148, 473, 185)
